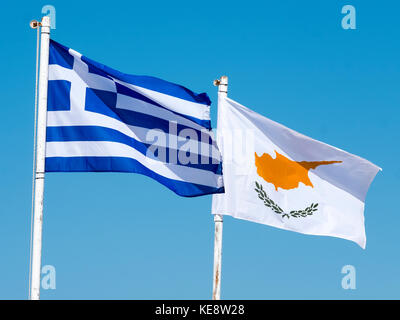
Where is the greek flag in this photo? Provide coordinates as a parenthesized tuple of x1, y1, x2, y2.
(46, 40, 224, 197)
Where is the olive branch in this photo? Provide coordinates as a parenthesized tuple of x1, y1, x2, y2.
(254, 181, 318, 219)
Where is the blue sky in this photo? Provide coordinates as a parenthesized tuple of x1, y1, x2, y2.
(0, 0, 398, 299)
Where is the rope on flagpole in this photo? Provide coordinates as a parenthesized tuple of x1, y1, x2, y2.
(28, 19, 41, 300)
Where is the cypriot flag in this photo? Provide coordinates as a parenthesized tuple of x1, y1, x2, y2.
(212, 97, 381, 248)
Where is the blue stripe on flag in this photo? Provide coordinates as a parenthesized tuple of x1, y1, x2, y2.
(46, 126, 222, 172)
(80, 53, 211, 106)
(115, 82, 211, 129)
(45, 156, 224, 197)
(84, 89, 216, 144)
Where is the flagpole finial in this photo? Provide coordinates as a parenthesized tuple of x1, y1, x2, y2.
(29, 20, 40, 29)
(30, 16, 50, 30)
(213, 76, 228, 87)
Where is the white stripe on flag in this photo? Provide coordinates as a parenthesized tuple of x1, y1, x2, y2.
(116, 93, 207, 131)
(47, 111, 220, 161)
(46, 141, 222, 187)
(113, 78, 210, 121)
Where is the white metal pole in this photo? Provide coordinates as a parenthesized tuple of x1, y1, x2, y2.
(30, 16, 50, 301)
(212, 76, 228, 300)
(212, 214, 223, 300)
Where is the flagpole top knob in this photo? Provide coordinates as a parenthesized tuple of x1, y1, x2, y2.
(30, 20, 40, 29)
(213, 76, 228, 86)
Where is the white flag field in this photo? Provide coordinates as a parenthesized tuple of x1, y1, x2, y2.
(212, 97, 381, 248)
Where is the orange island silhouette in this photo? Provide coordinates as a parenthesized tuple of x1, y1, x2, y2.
(255, 151, 342, 191)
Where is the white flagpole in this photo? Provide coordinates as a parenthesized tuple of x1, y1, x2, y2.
(30, 15, 51, 300)
(212, 76, 228, 300)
